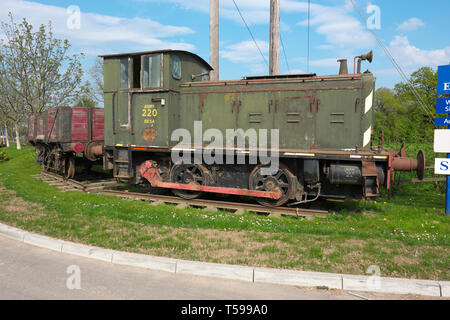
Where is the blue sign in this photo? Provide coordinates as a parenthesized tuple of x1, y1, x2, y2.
(437, 65, 450, 95)
(437, 98, 450, 114)
(435, 117, 450, 126)
(436, 66, 450, 215)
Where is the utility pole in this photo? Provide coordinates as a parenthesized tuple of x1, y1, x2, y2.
(210, 0, 219, 81)
(269, 0, 280, 75)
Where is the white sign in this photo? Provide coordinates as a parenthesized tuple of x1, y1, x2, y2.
(434, 130, 450, 153)
(435, 158, 450, 175)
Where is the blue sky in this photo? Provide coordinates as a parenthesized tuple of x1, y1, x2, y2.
(1, 0, 449, 89)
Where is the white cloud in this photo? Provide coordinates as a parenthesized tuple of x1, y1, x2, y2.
(294, 2, 374, 51)
(371, 68, 398, 76)
(295, 57, 340, 68)
(289, 68, 307, 74)
(397, 18, 425, 32)
(220, 39, 270, 75)
(138, 0, 270, 24)
(0, 0, 196, 56)
(389, 36, 450, 68)
(220, 39, 269, 64)
(309, 58, 341, 68)
(142, 0, 374, 52)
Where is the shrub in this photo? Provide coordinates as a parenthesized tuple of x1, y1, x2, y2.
(0, 149, 9, 162)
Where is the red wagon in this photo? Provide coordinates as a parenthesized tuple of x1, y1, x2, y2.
(27, 107, 104, 178)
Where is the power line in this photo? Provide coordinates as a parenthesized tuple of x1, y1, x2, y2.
(349, 0, 435, 123)
(232, 0, 269, 68)
(280, 34, 291, 73)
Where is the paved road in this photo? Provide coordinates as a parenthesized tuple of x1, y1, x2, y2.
(0, 235, 438, 300)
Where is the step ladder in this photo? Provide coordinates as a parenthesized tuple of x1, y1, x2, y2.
(361, 160, 379, 198)
(113, 146, 133, 179)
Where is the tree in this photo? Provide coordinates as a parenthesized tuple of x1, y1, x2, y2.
(0, 80, 25, 149)
(373, 67, 438, 144)
(88, 57, 104, 103)
(0, 107, 10, 147)
(394, 67, 437, 143)
(374, 87, 409, 143)
(0, 13, 85, 113)
(74, 80, 99, 108)
(0, 13, 85, 149)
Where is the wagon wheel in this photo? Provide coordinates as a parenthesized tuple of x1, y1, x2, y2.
(41, 147, 51, 172)
(64, 156, 76, 179)
(249, 164, 296, 207)
(44, 152, 55, 173)
(170, 163, 210, 200)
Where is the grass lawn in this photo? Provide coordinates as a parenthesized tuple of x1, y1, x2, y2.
(0, 144, 448, 280)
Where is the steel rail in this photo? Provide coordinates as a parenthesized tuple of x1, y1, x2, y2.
(100, 189, 328, 219)
(36, 172, 328, 219)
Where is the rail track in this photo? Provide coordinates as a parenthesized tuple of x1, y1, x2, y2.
(33, 171, 120, 193)
(33, 171, 329, 220)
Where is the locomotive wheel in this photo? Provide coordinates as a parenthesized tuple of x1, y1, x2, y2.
(170, 164, 210, 200)
(249, 164, 296, 207)
(64, 156, 76, 179)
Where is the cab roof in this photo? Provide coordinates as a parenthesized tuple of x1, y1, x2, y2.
(99, 49, 213, 71)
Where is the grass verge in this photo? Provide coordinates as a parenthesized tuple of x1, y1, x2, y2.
(0, 145, 448, 280)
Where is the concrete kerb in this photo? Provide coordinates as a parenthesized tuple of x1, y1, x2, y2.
(342, 274, 442, 297)
(23, 233, 63, 252)
(176, 260, 254, 282)
(254, 268, 343, 290)
(0, 222, 448, 298)
(440, 282, 450, 297)
(0, 223, 28, 242)
(112, 251, 177, 273)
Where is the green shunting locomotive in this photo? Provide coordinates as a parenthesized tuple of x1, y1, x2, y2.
(100, 49, 424, 207)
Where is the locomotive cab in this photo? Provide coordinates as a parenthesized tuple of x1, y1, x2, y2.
(101, 50, 213, 179)
(102, 50, 212, 149)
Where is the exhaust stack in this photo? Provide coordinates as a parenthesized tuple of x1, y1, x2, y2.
(338, 59, 348, 75)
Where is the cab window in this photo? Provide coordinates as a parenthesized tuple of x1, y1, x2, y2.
(172, 55, 181, 80)
(120, 57, 129, 89)
(202, 68, 210, 81)
(142, 54, 162, 88)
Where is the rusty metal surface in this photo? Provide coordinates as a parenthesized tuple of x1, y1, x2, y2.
(85, 141, 103, 161)
(361, 160, 378, 177)
(181, 74, 364, 87)
(180, 84, 365, 95)
(391, 157, 419, 172)
(142, 128, 157, 142)
(139, 161, 283, 200)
